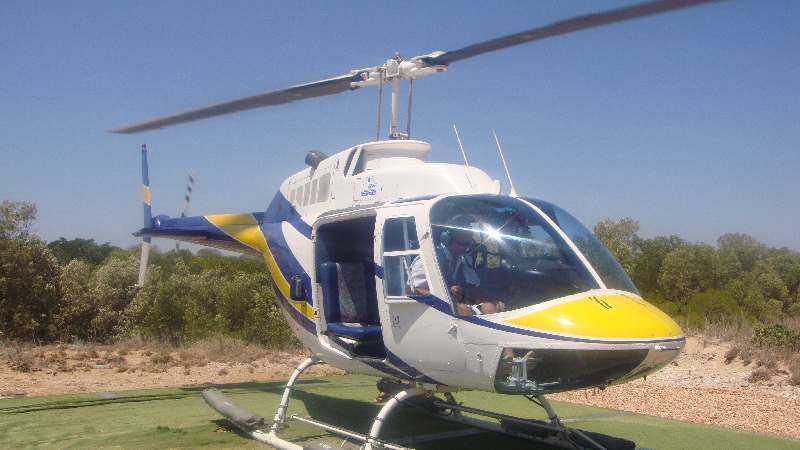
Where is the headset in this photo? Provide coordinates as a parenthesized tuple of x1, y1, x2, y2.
(439, 215, 473, 247)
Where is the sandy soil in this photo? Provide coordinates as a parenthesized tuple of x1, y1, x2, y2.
(2, 337, 799, 440)
(551, 336, 800, 439)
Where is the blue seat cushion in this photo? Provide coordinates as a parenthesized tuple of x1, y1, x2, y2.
(326, 322, 383, 342)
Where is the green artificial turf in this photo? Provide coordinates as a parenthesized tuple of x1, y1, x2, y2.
(1, 375, 797, 450)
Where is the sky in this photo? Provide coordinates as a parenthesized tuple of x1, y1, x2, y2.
(1, 0, 798, 252)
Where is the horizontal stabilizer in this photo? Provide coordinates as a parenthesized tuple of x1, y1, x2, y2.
(202, 388, 265, 431)
(134, 213, 268, 256)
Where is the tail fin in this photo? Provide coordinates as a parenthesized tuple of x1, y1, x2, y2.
(138, 144, 152, 287)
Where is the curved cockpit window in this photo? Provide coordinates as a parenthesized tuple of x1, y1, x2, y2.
(429, 196, 600, 313)
(524, 198, 639, 295)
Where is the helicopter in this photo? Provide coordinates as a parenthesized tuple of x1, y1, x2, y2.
(112, 1, 723, 449)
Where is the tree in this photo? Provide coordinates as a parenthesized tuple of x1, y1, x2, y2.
(681, 289, 747, 328)
(734, 261, 789, 323)
(629, 235, 684, 295)
(765, 248, 800, 303)
(717, 233, 767, 272)
(0, 200, 37, 239)
(0, 201, 61, 341)
(55, 260, 96, 341)
(90, 254, 139, 341)
(47, 237, 121, 266)
(658, 243, 718, 303)
(593, 218, 641, 274)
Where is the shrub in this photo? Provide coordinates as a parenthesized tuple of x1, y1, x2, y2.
(681, 289, 748, 329)
(751, 324, 800, 351)
(0, 235, 61, 341)
(90, 254, 139, 342)
(56, 260, 95, 341)
(747, 367, 772, 383)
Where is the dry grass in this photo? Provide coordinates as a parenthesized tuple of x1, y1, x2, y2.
(789, 355, 800, 386)
(0, 334, 277, 376)
(695, 319, 800, 386)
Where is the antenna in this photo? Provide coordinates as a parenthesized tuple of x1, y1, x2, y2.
(375, 67, 383, 141)
(453, 125, 476, 192)
(492, 129, 517, 197)
(453, 125, 470, 167)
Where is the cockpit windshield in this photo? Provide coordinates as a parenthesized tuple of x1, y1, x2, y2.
(429, 195, 637, 314)
(525, 198, 639, 295)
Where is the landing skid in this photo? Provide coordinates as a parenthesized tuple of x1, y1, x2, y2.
(202, 356, 636, 450)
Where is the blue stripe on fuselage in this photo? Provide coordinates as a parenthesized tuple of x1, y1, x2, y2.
(386, 350, 442, 385)
(409, 294, 684, 346)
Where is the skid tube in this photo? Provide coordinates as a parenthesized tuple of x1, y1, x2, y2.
(203, 355, 426, 450)
(203, 356, 635, 450)
(405, 391, 636, 450)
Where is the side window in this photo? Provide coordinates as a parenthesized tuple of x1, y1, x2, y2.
(317, 173, 331, 203)
(384, 254, 417, 296)
(383, 217, 424, 297)
(383, 217, 419, 252)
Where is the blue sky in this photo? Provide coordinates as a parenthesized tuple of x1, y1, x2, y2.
(1, 1, 798, 252)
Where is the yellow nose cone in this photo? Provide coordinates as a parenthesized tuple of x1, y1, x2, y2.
(504, 294, 683, 339)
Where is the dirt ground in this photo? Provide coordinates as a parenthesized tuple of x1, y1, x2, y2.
(2, 336, 799, 440)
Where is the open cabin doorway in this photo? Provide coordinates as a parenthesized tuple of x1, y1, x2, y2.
(314, 214, 385, 358)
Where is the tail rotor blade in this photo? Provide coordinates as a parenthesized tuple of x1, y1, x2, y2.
(176, 169, 195, 253)
(181, 169, 195, 218)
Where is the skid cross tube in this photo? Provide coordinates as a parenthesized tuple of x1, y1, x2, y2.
(423, 394, 613, 450)
(207, 356, 429, 450)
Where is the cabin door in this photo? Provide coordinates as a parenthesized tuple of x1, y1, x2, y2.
(377, 211, 466, 374)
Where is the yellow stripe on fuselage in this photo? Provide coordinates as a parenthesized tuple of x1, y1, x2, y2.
(205, 214, 314, 321)
(504, 294, 682, 340)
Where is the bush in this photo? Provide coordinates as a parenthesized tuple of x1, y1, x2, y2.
(90, 254, 139, 342)
(0, 235, 61, 341)
(680, 289, 748, 329)
(218, 273, 297, 348)
(55, 260, 96, 341)
(751, 324, 800, 351)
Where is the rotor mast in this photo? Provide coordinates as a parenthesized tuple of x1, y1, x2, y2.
(355, 52, 447, 140)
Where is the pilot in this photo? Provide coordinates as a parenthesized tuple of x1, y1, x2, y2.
(409, 222, 504, 315)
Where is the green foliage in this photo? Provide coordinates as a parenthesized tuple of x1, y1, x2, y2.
(217, 272, 296, 347)
(642, 291, 679, 317)
(593, 216, 800, 326)
(0, 200, 37, 239)
(6, 199, 800, 348)
(47, 237, 121, 266)
(55, 259, 96, 341)
(629, 235, 684, 295)
(718, 233, 767, 272)
(658, 243, 719, 303)
(593, 218, 641, 274)
(90, 254, 139, 342)
(680, 289, 748, 329)
(751, 324, 800, 351)
(0, 201, 61, 341)
(0, 234, 61, 341)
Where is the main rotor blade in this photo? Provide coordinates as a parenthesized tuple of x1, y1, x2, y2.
(111, 72, 364, 134)
(112, 0, 722, 134)
(422, 0, 721, 67)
